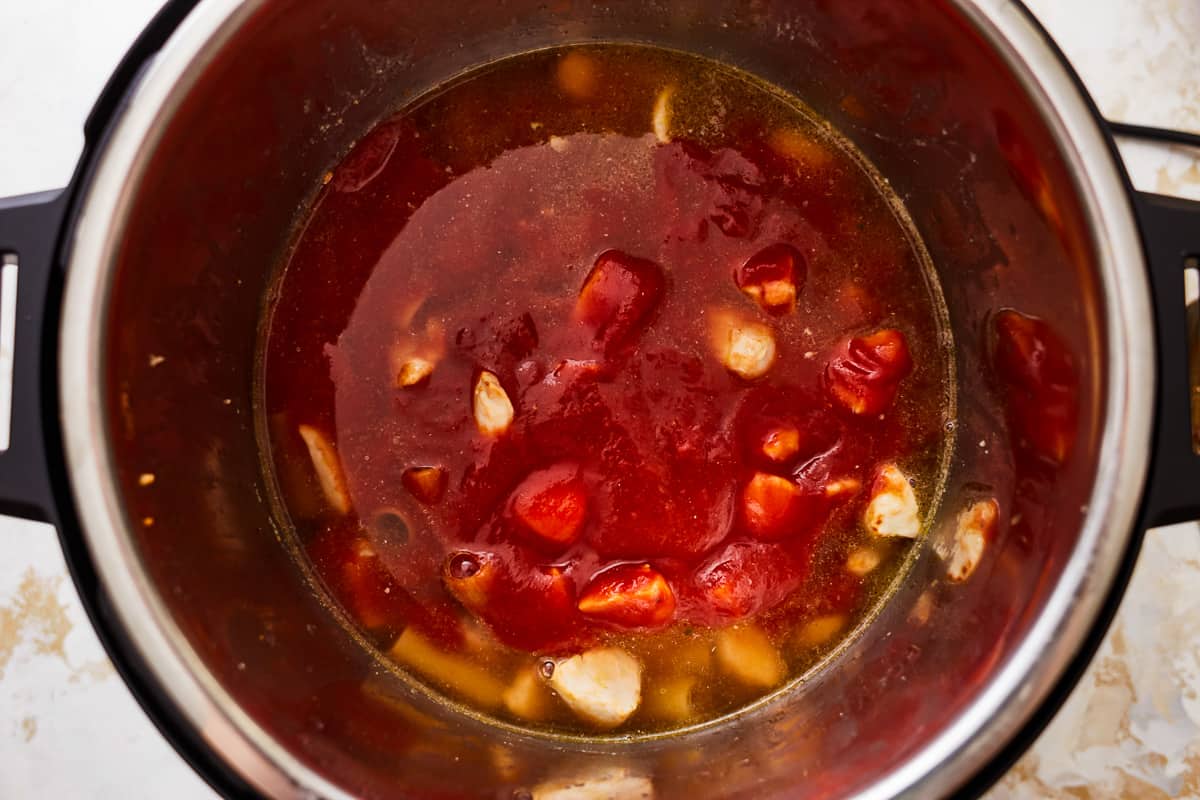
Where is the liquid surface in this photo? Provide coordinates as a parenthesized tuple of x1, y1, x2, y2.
(261, 44, 952, 734)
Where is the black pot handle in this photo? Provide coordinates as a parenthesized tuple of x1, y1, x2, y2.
(0, 190, 69, 522)
(1110, 122, 1200, 528)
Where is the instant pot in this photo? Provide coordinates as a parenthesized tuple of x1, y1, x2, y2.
(1, 0, 1199, 797)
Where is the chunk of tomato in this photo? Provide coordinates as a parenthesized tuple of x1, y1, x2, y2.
(741, 472, 827, 542)
(824, 328, 913, 416)
(309, 524, 461, 646)
(442, 547, 580, 652)
(574, 250, 665, 353)
(508, 463, 589, 549)
(991, 310, 1078, 465)
(692, 541, 808, 623)
(578, 563, 676, 629)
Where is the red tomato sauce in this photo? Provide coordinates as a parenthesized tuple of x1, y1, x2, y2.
(262, 45, 953, 733)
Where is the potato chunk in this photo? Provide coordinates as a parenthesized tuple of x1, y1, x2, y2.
(864, 463, 920, 539)
(503, 666, 552, 722)
(845, 546, 881, 576)
(473, 370, 514, 436)
(768, 128, 835, 171)
(297, 424, 351, 514)
(716, 625, 785, 689)
(824, 477, 862, 500)
(945, 498, 998, 582)
(549, 647, 643, 728)
(557, 50, 598, 101)
(643, 676, 697, 722)
(390, 627, 505, 709)
(793, 614, 847, 648)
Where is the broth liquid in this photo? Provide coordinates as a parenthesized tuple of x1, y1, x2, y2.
(259, 44, 953, 736)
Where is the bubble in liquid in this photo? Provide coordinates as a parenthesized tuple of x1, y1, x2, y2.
(448, 552, 482, 579)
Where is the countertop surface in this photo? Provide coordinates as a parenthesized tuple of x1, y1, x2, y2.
(1, 1, 1199, 798)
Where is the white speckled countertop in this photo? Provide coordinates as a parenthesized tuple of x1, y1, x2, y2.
(1, 1, 1198, 797)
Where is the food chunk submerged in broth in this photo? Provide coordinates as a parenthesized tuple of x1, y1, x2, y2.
(263, 44, 952, 734)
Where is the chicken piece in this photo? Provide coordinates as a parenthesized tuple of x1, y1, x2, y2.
(444, 550, 499, 611)
(473, 370, 515, 437)
(443, 551, 579, 652)
(863, 463, 920, 539)
(397, 357, 434, 388)
(715, 625, 786, 689)
(944, 498, 998, 582)
(532, 767, 654, 800)
(309, 530, 409, 631)
(297, 424, 351, 514)
(549, 647, 643, 728)
(711, 312, 777, 380)
(695, 540, 805, 622)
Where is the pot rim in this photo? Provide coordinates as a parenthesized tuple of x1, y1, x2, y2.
(56, 0, 1155, 797)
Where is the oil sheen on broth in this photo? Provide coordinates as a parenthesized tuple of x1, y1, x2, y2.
(261, 44, 952, 735)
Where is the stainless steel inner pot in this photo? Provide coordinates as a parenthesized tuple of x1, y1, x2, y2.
(54, 0, 1159, 797)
